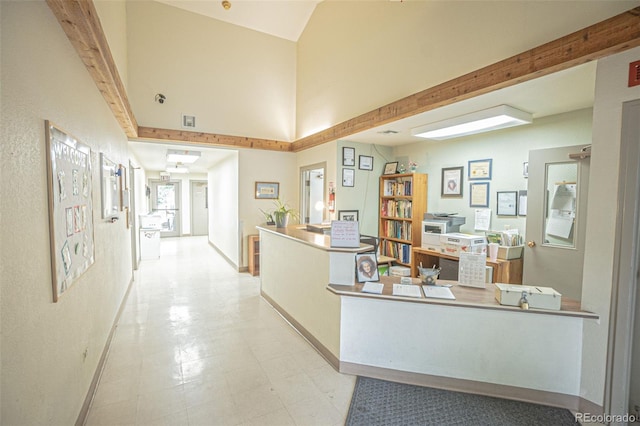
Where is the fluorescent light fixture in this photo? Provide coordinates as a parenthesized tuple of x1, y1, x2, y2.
(166, 149, 200, 163)
(166, 165, 189, 174)
(411, 105, 532, 140)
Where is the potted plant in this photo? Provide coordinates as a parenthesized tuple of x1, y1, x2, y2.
(264, 199, 298, 228)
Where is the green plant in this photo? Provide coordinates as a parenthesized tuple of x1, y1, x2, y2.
(263, 199, 299, 227)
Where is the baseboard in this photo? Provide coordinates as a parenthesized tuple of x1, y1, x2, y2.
(207, 240, 240, 270)
(260, 291, 340, 370)
(238, 266, 249, 273)
(75, 274, 135, 426)
(340, 361, 602, 414)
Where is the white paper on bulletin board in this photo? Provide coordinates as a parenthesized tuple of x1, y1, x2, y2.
(330, 220, 360, 248)
(474, 209, 491, 231)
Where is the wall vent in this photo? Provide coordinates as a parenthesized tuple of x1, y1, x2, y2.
(182, 114, 196, 129)
(629, 60, 640, 88)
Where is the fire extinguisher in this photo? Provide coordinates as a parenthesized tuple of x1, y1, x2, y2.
(328, 184, 335, 213)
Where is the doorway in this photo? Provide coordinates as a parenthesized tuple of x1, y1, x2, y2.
(190, 180, 208, 236)
(522, 145, 590, 301)
(300, 162, 326, 224)
(605, 99, 640, 420)
(150, 180, 181, 237)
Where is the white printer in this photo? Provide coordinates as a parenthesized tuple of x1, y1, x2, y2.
(421, 213, 466, 251)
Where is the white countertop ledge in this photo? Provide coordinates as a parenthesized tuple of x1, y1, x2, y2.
(257, 225, 374, 253)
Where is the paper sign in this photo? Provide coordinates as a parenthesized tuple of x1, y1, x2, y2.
(330, 220, 360, 248)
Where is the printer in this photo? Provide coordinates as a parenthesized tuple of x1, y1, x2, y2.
(421, 213, 466, 251)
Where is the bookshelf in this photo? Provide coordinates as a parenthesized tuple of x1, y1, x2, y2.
(379, 173, 428, 270)
(248, 234, 260, 276)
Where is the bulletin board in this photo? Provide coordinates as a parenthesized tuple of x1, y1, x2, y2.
(45, 121, 96, 302)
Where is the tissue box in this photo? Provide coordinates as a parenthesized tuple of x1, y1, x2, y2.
(440, 233, 487, 257)
(495, 283, 562, 310)
(497, 245, 524, 260)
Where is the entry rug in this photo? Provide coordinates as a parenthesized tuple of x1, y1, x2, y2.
(345, 377, 578, 426)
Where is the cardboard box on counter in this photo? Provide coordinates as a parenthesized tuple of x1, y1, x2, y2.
(440, 233, 487, 257)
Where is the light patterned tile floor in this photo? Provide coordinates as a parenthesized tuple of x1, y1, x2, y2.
(86, 236, 355, 426)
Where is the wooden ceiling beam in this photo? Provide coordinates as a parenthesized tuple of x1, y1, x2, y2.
(47, 0, 138, 138)
(136, 127, 293, 152)
(291, 6, 640, 152)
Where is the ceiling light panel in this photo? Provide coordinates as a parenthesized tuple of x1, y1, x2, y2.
(166, 149, 201, 163)
(411, 105, 532, 140)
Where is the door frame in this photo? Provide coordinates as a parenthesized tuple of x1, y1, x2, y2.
(190, 179, 208, 236)
(605, 99, 640, 418)
(299, 162, 326, 224)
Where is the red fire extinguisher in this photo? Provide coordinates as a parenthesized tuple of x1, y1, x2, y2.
(328, 184, 335, 213)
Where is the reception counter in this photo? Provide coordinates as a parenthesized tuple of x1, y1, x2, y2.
(258, 225, 599, 411)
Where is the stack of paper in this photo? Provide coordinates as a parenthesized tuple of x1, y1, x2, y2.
(422, 286, 456, 300)
(392, 284, 422, 298)
(361, 282, 384, 294)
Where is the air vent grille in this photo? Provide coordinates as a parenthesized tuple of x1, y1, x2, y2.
(182, 114, 196, 128)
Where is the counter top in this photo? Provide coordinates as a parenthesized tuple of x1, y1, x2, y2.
(327, 276, 598, 319)
(257, 225, 374, 253)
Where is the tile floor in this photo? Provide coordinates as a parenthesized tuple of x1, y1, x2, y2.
(86, 236, 355, 426)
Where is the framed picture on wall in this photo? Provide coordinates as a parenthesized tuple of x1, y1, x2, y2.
(496, 191, 518, 216)
(468, 159, 492, 180)
(470, 182, 490, 207)
(342, 147, 355, 166)
(359, 155, 373, 171)
(338, 210, 359, 221)
(342, 168, 355, 187)
(255, 181, 279, 199)
(441, 166, 463, 197)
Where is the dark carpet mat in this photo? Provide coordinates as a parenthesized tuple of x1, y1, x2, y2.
(345, 377, 578, 426)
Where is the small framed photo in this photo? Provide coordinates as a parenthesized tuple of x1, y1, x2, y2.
(383, 162, 398, 175)
(342, 168, 355, 187)
(497, 191, 518, 216)
(359, 155, 373, 171)
(255, 181, 279, 199)
(468, 159, 492, 180)
(356, 253, 379, 282)
(338, 210, 359, 221)
(342, 147, 355, 167)
(441, 166, 463, 197)
(470, 182, 490, 208)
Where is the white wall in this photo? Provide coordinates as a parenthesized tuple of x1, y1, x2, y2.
(126, 1, 296, 141)
(392, 108, 593, 237)
(93, 0, 128, 91)
(208, 153, 239, 265)
(296, 1, 636, 139)
(336, 141, 393, 237)
(580, 46, 640, 408)
(1, 2, 133, 424)
(238, 149, 297, 266)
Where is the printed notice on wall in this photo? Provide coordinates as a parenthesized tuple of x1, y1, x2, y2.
(330, 220, 360, 248)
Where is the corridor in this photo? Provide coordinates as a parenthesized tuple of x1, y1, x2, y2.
(85, 236, 355, 425)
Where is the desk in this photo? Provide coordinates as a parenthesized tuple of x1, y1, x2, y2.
(412, 247, 523, 284)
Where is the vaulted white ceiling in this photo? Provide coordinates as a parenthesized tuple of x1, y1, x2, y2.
(155, 0, 321, 41)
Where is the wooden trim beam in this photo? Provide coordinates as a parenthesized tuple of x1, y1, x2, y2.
(136, 127, 293, 152)
(291, 7, 640, 152)
(46, 0, 138, 138)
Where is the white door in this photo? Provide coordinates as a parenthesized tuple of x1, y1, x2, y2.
(150, 180, 181, 237)
(190, 180, 208, 236)
(522, 145, 590, 300)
